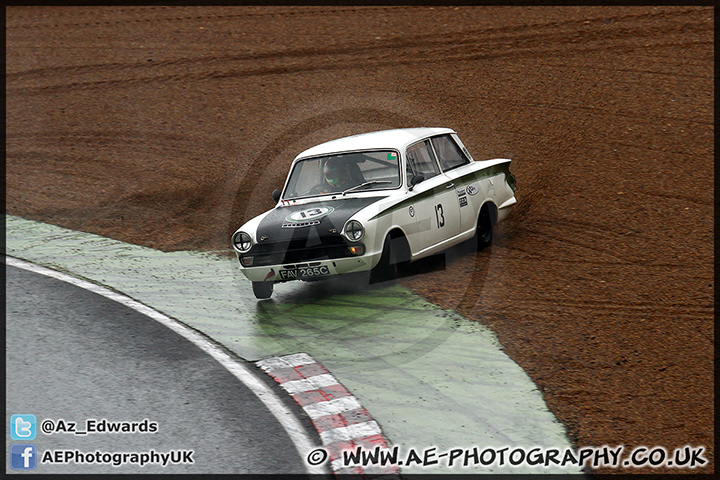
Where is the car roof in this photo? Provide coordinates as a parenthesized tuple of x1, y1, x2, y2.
(295, 127, 456, 159)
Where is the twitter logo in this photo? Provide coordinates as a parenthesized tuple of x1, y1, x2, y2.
(11, 415, 36, 440)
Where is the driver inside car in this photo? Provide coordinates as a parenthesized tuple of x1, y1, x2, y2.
(312, 158, 360, 193)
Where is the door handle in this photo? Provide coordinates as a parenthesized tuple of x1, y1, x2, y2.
(445, 183, 455, 189)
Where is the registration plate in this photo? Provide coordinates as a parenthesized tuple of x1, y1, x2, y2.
(279, 265, 331, 280)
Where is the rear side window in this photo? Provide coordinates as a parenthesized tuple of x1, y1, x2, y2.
(431, 134, 470, 172)
(406, 140, 440, 181)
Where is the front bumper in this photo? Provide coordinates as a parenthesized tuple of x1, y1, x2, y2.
(237, 251, 383, 283)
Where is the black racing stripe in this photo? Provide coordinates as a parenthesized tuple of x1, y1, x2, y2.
(369, 163, 511, 221)
(255, 196, 384, 244)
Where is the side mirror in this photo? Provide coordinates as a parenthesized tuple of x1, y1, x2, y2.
(272, 189, 282, 202)
(409, 174, 425, 191)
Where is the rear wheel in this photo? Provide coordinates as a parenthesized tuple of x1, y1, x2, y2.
(476, 205, 494, 251)
(252, 281, 274, 299)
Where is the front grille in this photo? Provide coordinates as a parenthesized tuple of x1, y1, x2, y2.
(247, 235, 359, 266)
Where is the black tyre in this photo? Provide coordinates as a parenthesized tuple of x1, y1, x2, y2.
(371, 233, 410, 283)
(476, 205, 494, 251)
(252, 281, 274, 299)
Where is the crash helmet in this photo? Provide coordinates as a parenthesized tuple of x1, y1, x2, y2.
(323, 159, 351, 187)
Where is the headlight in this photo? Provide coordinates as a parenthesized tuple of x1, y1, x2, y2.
(343, 220, 364, 242)
(232, 231, 253, 253)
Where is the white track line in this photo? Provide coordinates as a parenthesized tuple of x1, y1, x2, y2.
(5, 255, 328, 475)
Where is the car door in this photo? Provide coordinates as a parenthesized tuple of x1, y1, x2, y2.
(429, 133, 477, 235)
(404, 139, 460, 255)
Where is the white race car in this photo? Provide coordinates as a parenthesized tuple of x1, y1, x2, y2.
(232, 128, 517, 299)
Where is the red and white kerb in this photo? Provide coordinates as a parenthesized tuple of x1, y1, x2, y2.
(256, 353, 398, 475)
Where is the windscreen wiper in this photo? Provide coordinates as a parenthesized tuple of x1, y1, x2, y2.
(342, 180, 392, 196)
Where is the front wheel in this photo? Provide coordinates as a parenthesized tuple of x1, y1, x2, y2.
(370, 233, 410, 283)
(252, 281, 274, 299)
(476, 205, 494, 251)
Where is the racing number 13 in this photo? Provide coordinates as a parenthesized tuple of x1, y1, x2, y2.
(435, 203, 445, 228)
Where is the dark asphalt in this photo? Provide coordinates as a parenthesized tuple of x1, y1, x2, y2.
(5, 264, 315, 474)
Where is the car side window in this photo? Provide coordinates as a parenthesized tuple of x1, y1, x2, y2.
(405, 161, 415, 187)
(406, 140, 440, 181)
(431, 134, 470, 172)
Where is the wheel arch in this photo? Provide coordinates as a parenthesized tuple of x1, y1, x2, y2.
(476, 200, 497, 251)
(382, 226, 412, 264)
(479, 200, 499, 226)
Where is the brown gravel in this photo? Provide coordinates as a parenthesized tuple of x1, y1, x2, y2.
(6, 6, 713, 474)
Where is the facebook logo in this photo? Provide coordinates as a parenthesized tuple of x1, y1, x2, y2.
(11, 444, 37, 470)
(10, 414, 36, 440)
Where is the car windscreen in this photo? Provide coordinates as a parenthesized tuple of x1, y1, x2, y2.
(283, 150, 401, 199)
